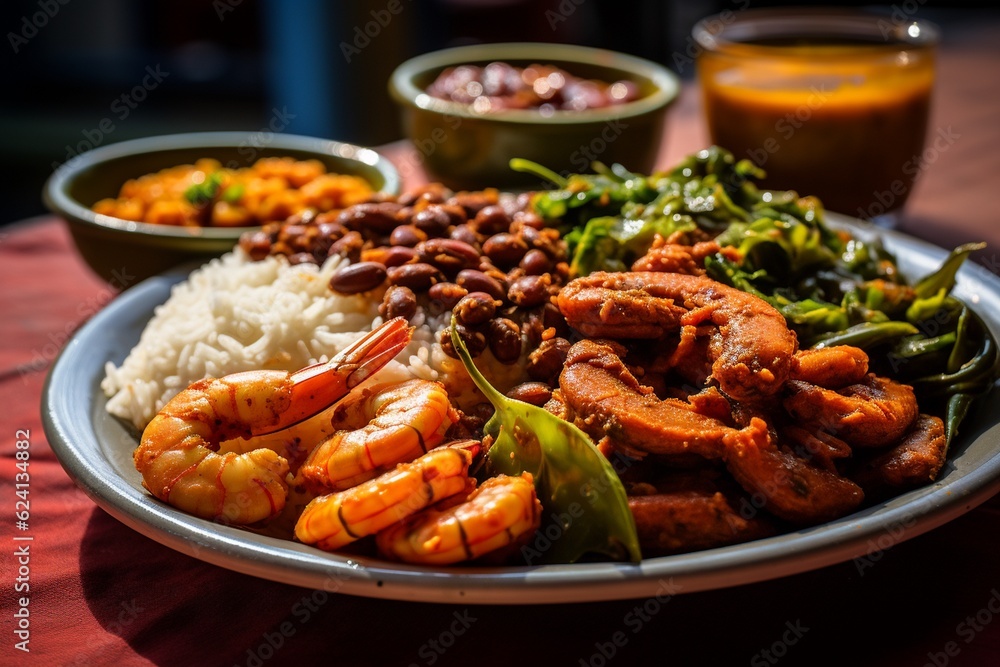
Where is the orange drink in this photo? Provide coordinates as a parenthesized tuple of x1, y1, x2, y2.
(694, 9, 938, 222)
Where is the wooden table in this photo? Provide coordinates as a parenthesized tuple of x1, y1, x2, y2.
(2, 15, 1000, 666)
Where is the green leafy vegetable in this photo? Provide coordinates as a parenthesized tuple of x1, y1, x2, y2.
(449, 315, 641, 564)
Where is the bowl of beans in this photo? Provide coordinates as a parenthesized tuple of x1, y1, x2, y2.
(43, 132, 401, 285)
(389, 42, 680, 190)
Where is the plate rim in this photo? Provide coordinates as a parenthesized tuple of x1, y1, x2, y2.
(41, 213, 1000, 604)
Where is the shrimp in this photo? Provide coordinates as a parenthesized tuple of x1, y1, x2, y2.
(559, 339, 734, 460)
(294, 442, 479, 552)
(790, 346, 869, 388)
(852, 414, 947, 498)
(559, 339, 865, 525)
(376, 473, 541, 565)
(631, 237, 739, 275)
(558, 272, 798, 401)
(783, 374, 919, 448)
(296, 378, 457, 493)
(134, 317, 412, 525)
(724, 418, 865, 524)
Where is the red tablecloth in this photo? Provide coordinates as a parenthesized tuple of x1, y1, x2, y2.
(4, 16, 1000, 667)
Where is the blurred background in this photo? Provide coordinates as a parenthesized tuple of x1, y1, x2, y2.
(0, 0, 989, 226)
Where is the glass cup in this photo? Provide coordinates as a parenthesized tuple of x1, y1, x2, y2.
(693, 8, 938, 226)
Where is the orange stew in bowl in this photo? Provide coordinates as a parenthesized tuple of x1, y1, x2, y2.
(92, 157, 375, 227)
(426, 62, 640, 114)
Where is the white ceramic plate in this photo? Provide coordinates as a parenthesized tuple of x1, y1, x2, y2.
(41, 214, 1000, 604)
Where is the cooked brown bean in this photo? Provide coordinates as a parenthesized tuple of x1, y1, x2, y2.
(329, 261, 387, 294)
(456, 269, 506, 301)
(389, 224, 427, 247)
(483, 233, 529, 267)
(387, 262, 445, 292)
(412, 206, 452, 236)
(316, 218, 345, 236)
(450, 223, 482, 247)
(278, 224, 308, 244)
(455, 402, 495, 436)
(515, 210, 546, 230)
(542, 301, 570, 337)
(450, 190, 498, 217)
(519, 248, 551, 275)
(399, 183, 450, 206)
(506, 381, 552, 406)
(336, 202, 403, 234)
(508, 274, 551, 308)
(438, 203, 468, 227)
(328, 230, 365, 262)
(472, 205, 511, 236)
(440, 323, 487, 358)
(287, 252, 316, 266)
(382, 245, 419, 267)
(527, 337, 571, 383)
(379, 285, 418, 321)
(454, 292, 498, 326)
(239, 230, 272, 260)
(417, 238, 481, 275)
(488, 317, 522, 363)
(428, 282, 468, 310)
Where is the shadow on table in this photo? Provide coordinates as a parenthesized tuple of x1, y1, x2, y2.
(75, 499, 1000, 667)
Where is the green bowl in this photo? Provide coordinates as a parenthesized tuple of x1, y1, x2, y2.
(388, 42, 680, 190)
(42, 132, 401, 286)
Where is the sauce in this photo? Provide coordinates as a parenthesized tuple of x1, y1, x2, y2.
(698, 38, 935, 217)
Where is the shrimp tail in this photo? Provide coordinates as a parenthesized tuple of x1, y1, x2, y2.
(254, 317, 412, 436)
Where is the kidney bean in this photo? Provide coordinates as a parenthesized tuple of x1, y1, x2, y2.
(508, 274, 551, 308)
(452, 402, 495, 438)
(329, 261, 387, 294)
(239, 230, 272, 260)
(483, 233, 529, 267)
(527, 337, 570, 383)
(337, 202, 403, 234)
(515, 210, 546, 230)
(472, 205, 511, 236)
(488, 317, 522, 364)
(412, 206, 452, 236)
(454, 292, 498, 326)
(519, 248, 552, 275)
(328, 230, 365, 262)
(278, 224, 308, 244)
(389, 224, 426, 247)
(455, 269, 506, 302)
(542, 301, 570, 337)
(438, 203, 468, 227)
(287, 252, 316, 266)
(387, 262, 445, 292)
(449, 223, 482, 248)
(506, 381, 552, 406)
(417, 238, 481, 275)
(450, 190, 498, 217)
(399, 183, 450, 206)
(379, 285, 418, 321)
(382, 245, 419, 267)
(428, 282, 468, 311)
(440, 323, 487, 358)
